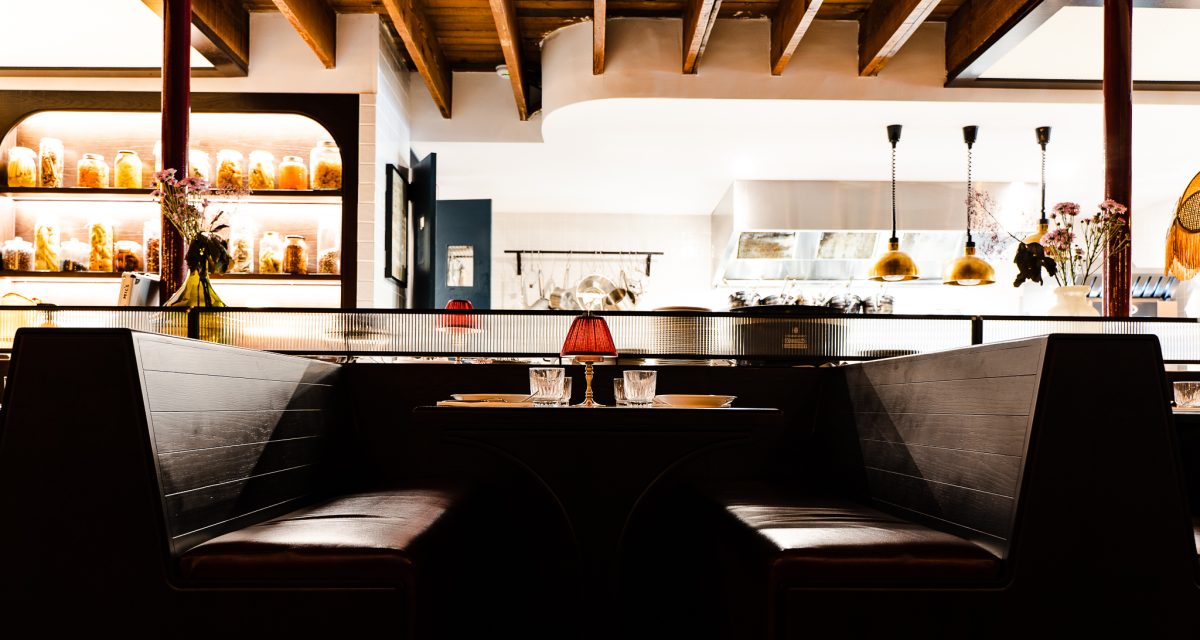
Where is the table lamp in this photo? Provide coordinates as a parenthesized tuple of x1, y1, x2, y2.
(437, 299, 479, 334)
(561, 312, 617, 407)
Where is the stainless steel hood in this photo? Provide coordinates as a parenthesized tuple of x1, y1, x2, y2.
(712, 180, 1034, 284)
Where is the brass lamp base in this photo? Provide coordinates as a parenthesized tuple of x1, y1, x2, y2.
(572, 356, 605, 407)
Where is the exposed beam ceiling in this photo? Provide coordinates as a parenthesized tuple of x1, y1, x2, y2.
(380, 0, 452, 118)
(271, 0, 338, 68)
(945, 0, 1044, 82)
(489, 0, 530, 120)
(594, 0, 606, 75)
(770, 0, 824, 76)
(859, 0, 941, 76)
(682, 0, 722, 74)
(144, 0, 250, 75)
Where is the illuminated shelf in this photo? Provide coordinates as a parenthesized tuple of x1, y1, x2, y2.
(0, 271, 340, 282)
(1, 187, 341, 204)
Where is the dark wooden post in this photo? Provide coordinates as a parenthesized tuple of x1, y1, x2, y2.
(1103, 0, 1132, 317)
(160, 0, 191, 299)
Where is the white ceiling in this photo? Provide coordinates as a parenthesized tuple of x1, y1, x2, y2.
(0, 0, 211, 69)
(982, 7, 1200, 81)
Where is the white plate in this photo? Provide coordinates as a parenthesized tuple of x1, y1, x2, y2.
(654, 394, 736, 408)
(451, 393, 532, 403)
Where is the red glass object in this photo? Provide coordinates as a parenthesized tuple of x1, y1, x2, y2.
(438, 299, 478, 332)
(561, 313, 617, 359)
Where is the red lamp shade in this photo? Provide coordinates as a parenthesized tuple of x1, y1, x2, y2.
(438, 299, 478, 332)
(561, 314, 617, 360)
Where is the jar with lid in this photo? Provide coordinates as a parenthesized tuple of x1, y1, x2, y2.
(317, 215, 340, 274)
(114, 241, 143, 272)
(114, 150, 143, 189)
(34, 214, 60, 271)
(259, 231, 283, 274)
(310, 140, 342, 190)
(216, 149, 244, 189)
(283, 235, 309, 275)
(143, 220, 161, 274)
(89, 219, 114, 271)
(3, 238, 33, 271)
(248, 151, 275, 190)
(277, 156, 308, 190)
(38, 138, 64, 188)
(189, 149, 211, 182)
(6, 147, 36, 188)
(228, 216, 255, 273)
(76, 154, 109, 189)
(60, 239, 88, 272)
(153, 141, 162, 175)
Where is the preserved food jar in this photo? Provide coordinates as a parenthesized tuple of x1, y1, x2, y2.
(3, 238, 33, 271)
(7, 147, 36, 188)
(317, 214, 339, 274)
(310, 140, 341, 190)
(153, 141, 162, 175)
(189, 149, 211, 182)
(34, 215, 60, 271)
(77, 154, 109, 188)
(277, 155, 307, 190)
(114, 150, 143, 188)
(216, 149, 244, 189)
(143, 220, 161, 274)
(89, 219, 114, 271)
(228, 216, 255, 273)
(248, 150, 275, 190)
(114, 241, 142, 272)
(258, 231, 282, 274)
(38, 138, 64, 188)
(60, 239, 88, 272)
(283, 235, 308, 275)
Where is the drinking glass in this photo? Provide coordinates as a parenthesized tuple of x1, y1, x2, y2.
(560, 377, 573, 406)
(623, 370, 657, 406)
(529, 367, 565, 406)
(1174, 381, 1200, 408)
(613, 379, 628, 406)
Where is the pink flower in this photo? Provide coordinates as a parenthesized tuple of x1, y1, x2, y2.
(1053, 202, 1081, 217)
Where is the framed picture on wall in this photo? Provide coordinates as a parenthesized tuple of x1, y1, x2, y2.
(384, 164, 408, 286)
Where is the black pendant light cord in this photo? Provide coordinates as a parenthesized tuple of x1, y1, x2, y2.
(966, 141, 974, 245)
(891, 143, 898, 242)
(1037, 126, 1051, 226)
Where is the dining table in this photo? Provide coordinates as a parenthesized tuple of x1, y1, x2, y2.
(411, 405, 785, 637)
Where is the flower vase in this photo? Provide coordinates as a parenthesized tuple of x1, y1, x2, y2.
(164, 264, 225, 308)
(1047, 285, 1099, 317)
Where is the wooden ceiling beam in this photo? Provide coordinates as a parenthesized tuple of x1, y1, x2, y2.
(488, 0, 530, 120)
(381, 0, 453, 118)
(858, 0, 940, 77)
(682, 0, 722, 74)
(770, 0, 823, 76)
(594, 0, 606, 75)
(271, 0, 338, 69)
(142, 0, 250, 75)
(945, 0, 1044, 82)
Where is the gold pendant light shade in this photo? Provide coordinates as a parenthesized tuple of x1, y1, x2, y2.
(1023, 221, 1049, 245)
(943, 243, 995, 286)
(868, 239, 919, 282)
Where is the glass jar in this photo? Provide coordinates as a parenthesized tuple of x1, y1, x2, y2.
(114, 240, 143, 272)
(60, 239, 88, 272)
(6, 147, 37, 188)
(258, 231, 282, 274)
(38, 138, 64, 188)
(248, 150, 275, 190)
(188, 149, 211, 182)
(89, 219, 114, 271)
(277, 155, 307, 190)
(77, 154, 109, 189)
(317, 215, 340, 274)
(34, 215, 60, 271)
(228, 216, 255, 273)
(143, 220, 161, 274)
(310, 140, 341, 190)
(283, 235, 308, 275)
(216, 149, 244, 190)
(114, 150, 143, 189)
(4, 238, 33, 271)
(153, 141, 162, 175)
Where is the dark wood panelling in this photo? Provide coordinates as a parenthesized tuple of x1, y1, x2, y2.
(855, 411, 1028, 457)
(165, 465, 320, 539)
(136, 334, 338, 383)
(850, 375, 1037, 416)
(844, 342, 1044, 386)
(159, 436, 327, 493)
(150, 409, 330, 453)
(860, 439, 1021, 497)
(867, 469, 1014, 540)
(144, 371, 331, 412)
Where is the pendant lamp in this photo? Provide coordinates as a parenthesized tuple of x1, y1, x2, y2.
(868, 124, 919, 282)
(944, 125, 996, 286)
(1023, 126, 1052, 244)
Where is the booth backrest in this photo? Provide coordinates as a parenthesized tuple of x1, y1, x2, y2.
(841, 338, 1046, 558)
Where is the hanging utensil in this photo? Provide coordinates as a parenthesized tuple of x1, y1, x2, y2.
(529, 260, 550, 310)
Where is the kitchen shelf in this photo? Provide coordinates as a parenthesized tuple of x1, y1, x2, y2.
(0, 187, 342, 203)
(0, 271, 340, 282)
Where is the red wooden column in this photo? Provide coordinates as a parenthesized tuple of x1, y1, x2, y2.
(160, 0, 191, 299)
(1103, 0, 1132, 317)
